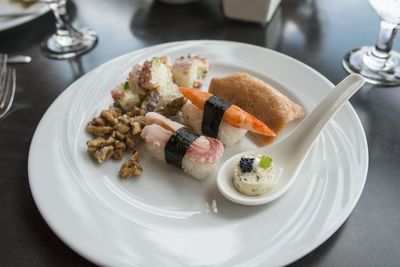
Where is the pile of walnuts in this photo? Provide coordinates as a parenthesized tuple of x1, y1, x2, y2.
(85, 106, 145, 178)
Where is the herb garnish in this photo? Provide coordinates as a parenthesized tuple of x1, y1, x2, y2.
(259, 155, 272, 169)
(124, 81, 129, 90)
(153, 56, 161, 63)
(113, 100, 124, 112)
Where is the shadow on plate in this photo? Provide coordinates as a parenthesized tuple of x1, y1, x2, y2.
(203, 180, 278, 220)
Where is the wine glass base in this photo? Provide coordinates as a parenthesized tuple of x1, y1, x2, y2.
(41, 28, 98, 60)
(343, 47, 400, 86)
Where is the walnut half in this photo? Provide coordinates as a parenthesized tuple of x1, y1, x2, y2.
(86, 137, 116, 163)
(119, 151, 143, 178)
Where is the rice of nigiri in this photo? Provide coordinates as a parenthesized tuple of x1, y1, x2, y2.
(181, 102, 247, 146)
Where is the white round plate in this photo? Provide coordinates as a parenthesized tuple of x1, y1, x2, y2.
(28, 41, 368, 267)
(0, 0, 49, 32)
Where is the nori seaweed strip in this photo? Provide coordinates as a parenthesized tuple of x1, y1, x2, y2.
(202, 95, 231, 138)
(165, 127, 200, 168)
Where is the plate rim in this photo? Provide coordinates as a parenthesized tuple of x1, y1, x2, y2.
(28, 40, 369, 266)
(0, 2, 50, 32)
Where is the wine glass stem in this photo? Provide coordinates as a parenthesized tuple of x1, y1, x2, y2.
(49, 0, 69, 30)
(46, 0, 82, 47)
(372, 20, 399, 59)
(40, 0, 98, 59)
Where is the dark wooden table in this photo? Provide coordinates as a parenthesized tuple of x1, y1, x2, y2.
(1, 0, 399, 266)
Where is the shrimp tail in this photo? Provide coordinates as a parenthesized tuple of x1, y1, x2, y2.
(179, 87, 275, 137)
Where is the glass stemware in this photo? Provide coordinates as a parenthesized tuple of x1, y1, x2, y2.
(343, 0, 400, 86)
(41, 0, 98, 59)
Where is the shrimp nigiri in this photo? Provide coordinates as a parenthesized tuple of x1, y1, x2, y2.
(179, 88, 275, 146)
(141, 112, 224, 179)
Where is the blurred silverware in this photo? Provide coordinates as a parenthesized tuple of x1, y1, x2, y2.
(0, 53, 32, 64)
(7, 55, 32, 64)
(0, 54, 16, 119)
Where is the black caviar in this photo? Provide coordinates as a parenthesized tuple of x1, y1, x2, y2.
(239, 157, 255, 173)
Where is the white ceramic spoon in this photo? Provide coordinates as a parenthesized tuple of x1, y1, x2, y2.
(217, 74, 365, 205)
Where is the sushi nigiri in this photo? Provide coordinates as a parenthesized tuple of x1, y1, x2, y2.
(179, 88, 276, 146)
(141, 112, 224, 179)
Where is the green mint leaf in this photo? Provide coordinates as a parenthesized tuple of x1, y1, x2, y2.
(124, 81, 129, 90)
(259, 156, 272, 169)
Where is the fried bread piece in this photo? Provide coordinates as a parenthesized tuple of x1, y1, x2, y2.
(209, 72, 305, 133)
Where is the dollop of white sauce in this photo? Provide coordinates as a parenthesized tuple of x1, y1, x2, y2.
(233, 154, 275, 196)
